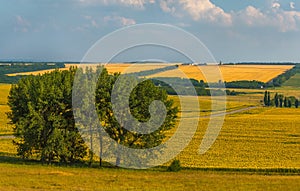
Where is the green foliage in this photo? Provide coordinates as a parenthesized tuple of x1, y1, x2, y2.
(92, 71, 178, 166)
(225, 80, 266, 89)
(265, 91, 299, 108)
(7, 68, 87, 163)
(167, 159, 181, 172)
(0, 62, 65, 84)
(71, 67, 179, 167)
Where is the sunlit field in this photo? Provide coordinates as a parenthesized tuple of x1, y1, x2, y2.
(0, 163, 299, 191)
(6, 63, 178, 76)
(6, 64, 293, 84)
(169, 107, 300, 169)
(0, 84, 12, 136)
(147, 65, 294, 82)
(1, 69, 300, 190)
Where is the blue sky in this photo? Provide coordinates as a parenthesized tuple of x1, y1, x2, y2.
(1, 0, 300, 62)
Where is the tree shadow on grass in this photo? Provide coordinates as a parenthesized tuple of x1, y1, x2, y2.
(0, 152, 118, 170)
(0, 152, 41, 166)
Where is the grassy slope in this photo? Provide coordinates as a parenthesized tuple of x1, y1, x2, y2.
(281, 73, 300, 89)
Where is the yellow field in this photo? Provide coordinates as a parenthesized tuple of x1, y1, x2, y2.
(0, 163, 299, 191)
(7, 64, 293, 83)
(2, 82, 299, 169)
(7, 63, 177, 76)
(167, 107, 300, 169)
(0, 84, 12, 135)
(147, 65, 294, 82)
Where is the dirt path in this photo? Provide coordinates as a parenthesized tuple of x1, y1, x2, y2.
(0, 135, 14, 139)
(200, 106, 258, 118)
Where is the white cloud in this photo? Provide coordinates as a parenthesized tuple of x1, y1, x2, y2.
(179, 0, 232, 26)
(236, 6, 267, 27)
(158, 0, 232, 26)
(78, 0, 300, 31)
(290, 2, 295, 9)
(159, 0, 176, 14)
(78, 0, 155, 9)
(104, 16, 136, 26)
(236, 5, 300, 32)
(272, 2, 281, 9)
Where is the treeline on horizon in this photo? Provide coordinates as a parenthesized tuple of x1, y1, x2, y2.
(0, 62, 65, 83)
(224, 62, 300, 65)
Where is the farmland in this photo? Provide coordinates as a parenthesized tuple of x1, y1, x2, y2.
(147, 65, 294, 82)
(6, 63, 177, 77)
(0, 64, 300, 191)
(5, 64, 293, 83)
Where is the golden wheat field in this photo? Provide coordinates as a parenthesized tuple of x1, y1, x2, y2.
(6, 63, 177, 76)
(165, 107, 300, 169)
(147, 65, 293, 82)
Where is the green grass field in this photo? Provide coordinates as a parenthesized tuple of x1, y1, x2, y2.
(281, 73, 300, 89)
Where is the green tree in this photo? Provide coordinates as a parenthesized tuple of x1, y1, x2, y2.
(295, 99, 299, 108)
(284, 97, 288, 108)
(94, 73, 178, 167)
(274, 93, 279, 107)
(288, 99, 292, 108)
(264, 91, 268, 106)
(7, 68, 87, 163)
(279, 95, 283, 108)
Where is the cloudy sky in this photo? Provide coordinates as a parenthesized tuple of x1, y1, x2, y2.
(1, 0, 300, 62)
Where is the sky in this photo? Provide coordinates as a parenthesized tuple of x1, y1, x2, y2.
(1, 0, 300, 62)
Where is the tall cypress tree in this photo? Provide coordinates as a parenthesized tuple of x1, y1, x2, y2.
(264, 91, 268, 106)
(274, 93, 279, 107)
(284, 97, 288, 108)
(279, 95, 283, 108)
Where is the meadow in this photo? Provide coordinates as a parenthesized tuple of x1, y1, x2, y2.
(0, 65, 300, 190)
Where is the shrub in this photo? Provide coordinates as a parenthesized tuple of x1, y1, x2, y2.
(167, 159, 181, 172)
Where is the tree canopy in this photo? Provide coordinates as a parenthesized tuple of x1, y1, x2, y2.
(8, 67, 178, 167)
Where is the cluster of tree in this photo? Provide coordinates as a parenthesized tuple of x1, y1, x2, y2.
(224, 80, 265, 89)
(151, 77, 247, 96)
(7, 67, 178, 166)
(0, 62, 65, 83)
(264, 91, 299, 108)
(224, 62, 299, 65)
